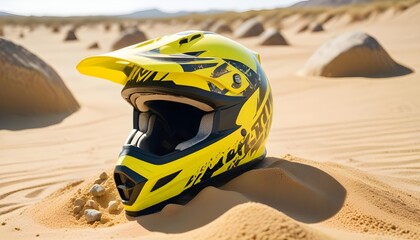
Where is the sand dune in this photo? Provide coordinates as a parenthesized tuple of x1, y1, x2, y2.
(1, 2, 420, 240)
(142, 202, 331, 240)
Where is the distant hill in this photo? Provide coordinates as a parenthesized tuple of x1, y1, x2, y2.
(120, 8, 225, 19)
(0, 11, 20, 17)
(0, 9, 223, 19)
(293, 0, 371, 7)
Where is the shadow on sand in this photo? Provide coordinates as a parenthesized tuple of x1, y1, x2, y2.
(356, 63, 413, 78)
(134, 157, 346, 233)
(0, 112, 74, 130)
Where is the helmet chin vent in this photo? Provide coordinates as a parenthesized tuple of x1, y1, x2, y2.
(114, 166, 147, 206)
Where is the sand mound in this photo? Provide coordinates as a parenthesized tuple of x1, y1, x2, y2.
(29, 170, 127, 228)
(281, 14, 303, 29)
(299, 31, 412, 77)
(144, 203, 329, 240)
(392, 1, 420, 25)
(324, 13, 353, 30)
(138, 155, 419, 239)
(234, 18, 265, 38)
(185, 203, 328, 240)
(87, 42, 99, 49)
(316, 13, 335, 24)
(111, 28, 147, 51)
(259, 28, 289, 46)
(64, 28, 78, 41)
(51, 25, 60, 33)
(0, 38, 79, 116)
(322, 161, 420, 239)
(309, 22, 324, 32)
(200, 19, 216, 31)
(210, 21, 232, 34)
(231, 19, 244, 29)
(118, 23, 126, 33)
(297, 22, 324, 33)
(24, 154, 420, 239)
(103, 23, 111, 32)
(137, 157, 345, 233)
(297, 23, 309, 33)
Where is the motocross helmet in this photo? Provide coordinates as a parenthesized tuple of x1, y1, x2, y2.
(77, 31, 273, 216)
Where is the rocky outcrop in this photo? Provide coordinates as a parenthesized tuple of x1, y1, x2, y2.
(299, 31, 412, 77)
(0, 38, 79, 115)
(111, 28, 147, 50)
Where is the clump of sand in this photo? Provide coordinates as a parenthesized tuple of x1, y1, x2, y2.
(29, 170, 127, 228)
(0, 38, 79, 115)
(299, 31, 412, 77)
(112, 27, 147, 50)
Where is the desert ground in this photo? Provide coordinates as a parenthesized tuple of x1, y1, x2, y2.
(1, 2, 420, 239)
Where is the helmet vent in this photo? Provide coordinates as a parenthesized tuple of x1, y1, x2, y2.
(179, 38, 188, 45)
(114, 166, 147, 205)
(183, 50, 206, 57)
(151, 170, 182, 192)
(190, 34, 202, 41)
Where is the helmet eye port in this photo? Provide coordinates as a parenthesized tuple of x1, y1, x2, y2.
(126, 100, 213, 156)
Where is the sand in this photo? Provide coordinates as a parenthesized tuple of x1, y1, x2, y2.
(298, 31, 411, 77)
(1, 3, 420, 239)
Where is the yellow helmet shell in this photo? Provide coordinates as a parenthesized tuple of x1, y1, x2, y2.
(77, 31, 273, 215)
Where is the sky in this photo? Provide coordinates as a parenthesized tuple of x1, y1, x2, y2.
(0, 0, 302, 16)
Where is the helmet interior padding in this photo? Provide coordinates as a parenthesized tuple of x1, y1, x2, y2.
(131, 93, 213, 112)
(126, 100, 213, 156)
(175, 112, 214, 151)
